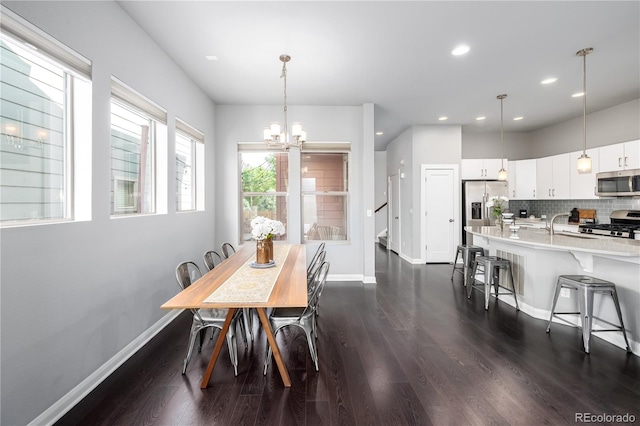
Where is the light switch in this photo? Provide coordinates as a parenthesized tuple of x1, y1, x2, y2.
(366, 209, 372, 217)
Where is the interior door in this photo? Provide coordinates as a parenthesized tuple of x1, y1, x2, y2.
(389, 174, 400, 254)
(425, 169, 455, 262)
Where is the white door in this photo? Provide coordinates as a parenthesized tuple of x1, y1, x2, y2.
(388, 174, 400, 254)
(425, 169, 455, 262)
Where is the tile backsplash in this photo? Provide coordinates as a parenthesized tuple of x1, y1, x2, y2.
(509, 198, 640, 224)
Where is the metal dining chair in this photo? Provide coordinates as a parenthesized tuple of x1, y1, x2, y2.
(203, 250, 223, 271)
(263, 261, 330, 374)
(221, 242, 236, 259)
(175, 261, 242, 376)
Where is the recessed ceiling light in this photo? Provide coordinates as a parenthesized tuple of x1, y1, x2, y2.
(513, 116, 524, 121)
(451, 44, 470, 56)
(438, 116, 448, 121)
(205, 55, 219, 61)
(541, 78, 557, 85)
(476, 116, 486, 121)
(375, 131, 384, 135)
(572, 92, 584, 98)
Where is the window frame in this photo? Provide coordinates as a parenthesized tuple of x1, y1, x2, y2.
(300, 143, 351, 243)
(0, 6, 92, 227)
(109, 77, 167, 218)
(175, 118, 203, 213)
(238, 143, 289, 243)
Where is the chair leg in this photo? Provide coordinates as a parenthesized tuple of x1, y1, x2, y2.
(546, 280, 563, 333)
(579, 288, 594, 354)
(226, 332, 238, 376)
(183, 325, 203, 374)
(610, 288, 632, 353)
(507, 265, 520, 311)
(483, 265, 492, 310)
(243, 308, 254, 342)
(467, 261, 479, 299)
(451, 248, 460, 280)
(303, 324, 318, 371)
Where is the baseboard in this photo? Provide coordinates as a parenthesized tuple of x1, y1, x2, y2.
(327, 273, 365, 282)
(28, 310, 182, 426)
(363, 275, 377, 284)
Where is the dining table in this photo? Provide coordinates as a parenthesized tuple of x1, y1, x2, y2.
(161, 243, 307, 388)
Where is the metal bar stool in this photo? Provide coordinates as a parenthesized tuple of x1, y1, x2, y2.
(546, 275, 631, 354)
(467, 256, 520, 311)
(451, 245, 485, 286)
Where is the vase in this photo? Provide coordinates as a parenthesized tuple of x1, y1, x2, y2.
(256, 239, 270, 264)
(495, 217, 504, 231)
(266, 237, 274, 261)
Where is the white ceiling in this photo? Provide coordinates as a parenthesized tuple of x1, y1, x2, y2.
(117, 1, 640, 151)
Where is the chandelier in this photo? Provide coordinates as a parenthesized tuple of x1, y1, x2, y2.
(576, 47, 594, 173)
(263, 54, 306, 150)
(497, 94, 508, 181)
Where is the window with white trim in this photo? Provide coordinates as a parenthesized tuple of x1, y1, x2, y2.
(301, 144, 350, 241)
(110, 78, 167, 216)
(239, 145, 288, 242)
(175, 118, 204, 212)
(0, 7, 92, 225)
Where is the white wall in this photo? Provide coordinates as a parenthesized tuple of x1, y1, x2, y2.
(1, 2, 217, 425)
(462, 131, 533, 160)
(374, 151, 388, 238)
(530, 98, 640, 158)
(386, 128, 413, 258)
(214, 104, 374, 281)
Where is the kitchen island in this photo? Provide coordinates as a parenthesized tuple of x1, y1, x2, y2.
(465, 225, 640, 354)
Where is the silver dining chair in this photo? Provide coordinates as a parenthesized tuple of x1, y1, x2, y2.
(203, 250, 223, 271)
(263, 261, 330, 374)
(175, 261, 242, 376)
(221, 242, 236, 259)
(306, 243, 326, 276)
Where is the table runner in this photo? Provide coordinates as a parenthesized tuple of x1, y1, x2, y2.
(204, 244, 291, 303)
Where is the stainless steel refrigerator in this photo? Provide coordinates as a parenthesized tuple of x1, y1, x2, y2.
(462, 180, 509, 244)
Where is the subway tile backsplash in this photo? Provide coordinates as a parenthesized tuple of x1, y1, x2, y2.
(509, 198, 640, 224)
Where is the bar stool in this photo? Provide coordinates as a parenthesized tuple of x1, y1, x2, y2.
(467, 256, 520, 311)
(546, 275, 631, 354)
(451, 245, 485, 286)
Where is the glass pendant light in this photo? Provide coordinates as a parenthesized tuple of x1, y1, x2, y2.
(497, 94, 508, 181)
(576, 48, 593, 173)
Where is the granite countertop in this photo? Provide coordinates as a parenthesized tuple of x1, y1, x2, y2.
(465, 225, 640, 257)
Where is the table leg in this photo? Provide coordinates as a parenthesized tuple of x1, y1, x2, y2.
(200, 308, 236, 389)
(256, 307, 291, 387)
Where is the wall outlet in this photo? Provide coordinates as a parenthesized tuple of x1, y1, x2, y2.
(560, 288, 571, 298)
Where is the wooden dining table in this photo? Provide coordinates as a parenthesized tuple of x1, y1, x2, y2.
(161, 244, 307, 388)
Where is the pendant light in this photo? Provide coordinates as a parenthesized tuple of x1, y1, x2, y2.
(263, 54, 306, 150)
(497, 94, 508, 181)
(576, 48, 593, 173)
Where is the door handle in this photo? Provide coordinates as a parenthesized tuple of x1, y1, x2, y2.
(552, 188, 555, 196)
(449, 219, 454, 222)
(548, 189, 551, 197)
(619, 157, 622, 167)
(512, 190, 515, 197)
(395, 216, 399, 219)
(624, 156, 629, 167)
(533, 189, 535, 198)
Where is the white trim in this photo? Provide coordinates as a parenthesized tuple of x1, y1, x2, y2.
(363, 275, 377, 284)
(421, 164, 460, 264)
(326, 274, 365, 282)
(28, 310, 181, 426)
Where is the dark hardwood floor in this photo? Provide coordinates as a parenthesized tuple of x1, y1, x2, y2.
(56, 245, 639, 425)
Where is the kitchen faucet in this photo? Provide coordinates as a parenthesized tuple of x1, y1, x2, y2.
(547, 212, 571, 235)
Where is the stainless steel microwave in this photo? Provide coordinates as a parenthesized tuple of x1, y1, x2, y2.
(596, 168, 640, 197)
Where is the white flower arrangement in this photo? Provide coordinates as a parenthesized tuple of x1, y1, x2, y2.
(486, 196, 509, 217)
(250, 216, 286, 240)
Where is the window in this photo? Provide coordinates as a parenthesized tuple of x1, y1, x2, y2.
(110, 78, 167, 216)
(302, 148, 350, 241)
(239, 147, 288, 242)
(0, 7, 91, 225)
(175, 118, 204, 212)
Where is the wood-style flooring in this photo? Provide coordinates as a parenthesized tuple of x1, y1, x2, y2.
(56, 245, 639, 425)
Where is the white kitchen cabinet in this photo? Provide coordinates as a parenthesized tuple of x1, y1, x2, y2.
(598, 140, 640, 172)
(536, 154, 570, 199)
(570, 148, 599, 199)
(514, 159, 537, 200)
(507, 162, 517, 199)
(461, 158, 506, 180)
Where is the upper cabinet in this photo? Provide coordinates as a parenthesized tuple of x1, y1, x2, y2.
(536, 154, 570, 200)
(512, 159, 537, 200)
(598, 140, 640, 172)
(461, 158, 506, 180)
(569, 148, 599, 199)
